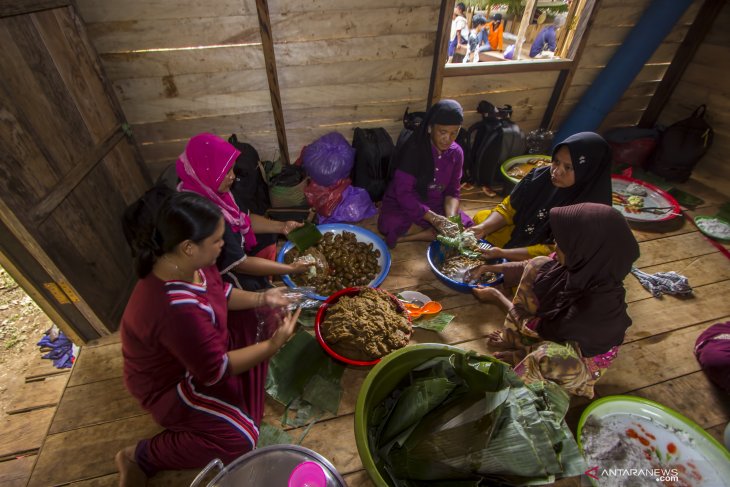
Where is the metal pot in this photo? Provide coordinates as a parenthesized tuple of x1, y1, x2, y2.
(190, 445, 347, 487)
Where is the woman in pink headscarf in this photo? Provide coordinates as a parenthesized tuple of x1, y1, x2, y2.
(177, 133, 312, 291)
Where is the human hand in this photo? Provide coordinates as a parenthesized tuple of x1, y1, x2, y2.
(478, 246, 503, 260)
(262, 287, 293, 308)
(288, 260, 315, 275)
(282, 221, 303, 235)
(465, 264, 498, 283)
(431, 215, 460, 237)
(271, 307, 301, 349)
(470, 224, 487, 240)
(472, 286, 505, 304)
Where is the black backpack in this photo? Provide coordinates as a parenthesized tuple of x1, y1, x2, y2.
(389, 108, 428, 180)
(649, 105, 714, 182)
(228, 134, 271, 215)
(351, 127, 395, 202)
(463, 101, 526, 189)
(121, 184, 175, 255)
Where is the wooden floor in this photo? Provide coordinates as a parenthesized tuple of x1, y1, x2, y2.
(11, 169, 730, 486)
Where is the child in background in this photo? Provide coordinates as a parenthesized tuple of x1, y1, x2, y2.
(464, 14, 488, 63)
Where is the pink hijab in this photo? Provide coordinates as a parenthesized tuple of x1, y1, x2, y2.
(176, 133, 257, 250)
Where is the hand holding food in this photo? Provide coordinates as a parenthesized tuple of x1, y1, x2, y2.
(465, 264, 499, 283)
(431, 214, 460, 237)
(289, 257, 316, 275)
(477, 246, 504, 260)
(270, 307, 301, 349)
(262, 287, 293, 308)
(282, 220, 303, 235)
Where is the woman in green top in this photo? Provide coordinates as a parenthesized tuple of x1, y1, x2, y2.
(470, 132, 612, 261)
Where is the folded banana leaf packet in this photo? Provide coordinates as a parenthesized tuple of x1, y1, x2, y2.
(369, 353, 586, 486)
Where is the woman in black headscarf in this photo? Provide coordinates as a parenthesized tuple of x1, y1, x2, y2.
(378, 100, 473, 248)
(471, 132, 612, 261)
(469, 203, 640, 398)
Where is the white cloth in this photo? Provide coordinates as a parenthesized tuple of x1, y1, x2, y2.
(450, 15, 468, 41)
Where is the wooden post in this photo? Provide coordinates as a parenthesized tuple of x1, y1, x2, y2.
(254, 0, 289, 164)
(428, 0, 455, 107)
(512, 0, 537, 61)
(639, 0, 725, 128)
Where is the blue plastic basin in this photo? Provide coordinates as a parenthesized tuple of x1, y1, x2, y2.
(426, 240, 505, 292)
(276, 224, 391, 300)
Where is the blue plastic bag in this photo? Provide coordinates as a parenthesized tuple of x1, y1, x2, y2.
(302, 132, 356, 187)
(320, 185, 377, 224)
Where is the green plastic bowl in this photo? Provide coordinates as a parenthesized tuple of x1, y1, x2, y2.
(354, 343, 470, 486)
(500, 154, 552, 186)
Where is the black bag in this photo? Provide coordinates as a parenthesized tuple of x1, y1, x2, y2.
(463, 101, 526, 189)
(390, 107, 431, 180)
(649, 105, 714, 182)
(228, 134, 271, 215)
(351, 127, 395, 202)
(121, 184, 175, 255)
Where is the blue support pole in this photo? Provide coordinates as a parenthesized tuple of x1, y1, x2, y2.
(554, 0, 693, 144)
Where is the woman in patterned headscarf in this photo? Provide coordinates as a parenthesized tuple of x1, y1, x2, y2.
(468, 203, 639, 398)
(471, 131, 613, 261)
(378, 99, 473, 248)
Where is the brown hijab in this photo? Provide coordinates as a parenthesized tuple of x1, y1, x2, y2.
(533, 203, 640, 356)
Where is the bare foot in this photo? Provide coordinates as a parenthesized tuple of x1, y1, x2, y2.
(115, 445, 147, 487)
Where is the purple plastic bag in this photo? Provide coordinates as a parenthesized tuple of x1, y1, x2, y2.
(319, 185, 377, 224)
(302, 132, 356, 186)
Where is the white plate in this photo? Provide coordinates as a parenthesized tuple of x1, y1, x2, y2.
(578, 396, 730, 486)
(397, 291, 431, 305)
(611, 175, 681, 222)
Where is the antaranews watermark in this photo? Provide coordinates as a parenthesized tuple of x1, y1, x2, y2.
(584, 466, 680, 483)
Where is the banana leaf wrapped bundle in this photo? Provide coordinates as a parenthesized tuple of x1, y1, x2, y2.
(368, 353, 585, 486)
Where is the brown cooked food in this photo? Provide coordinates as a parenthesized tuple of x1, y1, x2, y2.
(506, 157, 552, 180)
(284, 231, 381, 296)
(441, 254, 498, 285)
(320, 288, 411, 361)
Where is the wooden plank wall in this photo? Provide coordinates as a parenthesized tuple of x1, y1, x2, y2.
(657, 1, 730, 182)
(75, 0, 440, 175)
(75, 0, 278, 176)
(552, 0, 701, 132)
(442, 71, 561, 132)
(259, 0, 440, 158)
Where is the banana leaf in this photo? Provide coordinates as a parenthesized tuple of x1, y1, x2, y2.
(258, 422, 293, 447)
(413, 313, 455, 332)
(266, 329, 345, 421)
(369, 353, 585, 486)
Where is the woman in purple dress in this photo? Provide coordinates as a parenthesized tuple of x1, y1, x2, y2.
(378, 100, 473, 248)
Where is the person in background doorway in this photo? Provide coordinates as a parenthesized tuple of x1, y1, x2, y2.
(115, 192, 299, 486)
(487, 12, 504, 52)
(530, 14, 567, 58)
(464, 14, 489, 63)
(378, 100, 473, 247)
(447, 2, 468, 63)
(468, 132, 613, 261)
(468, 203, 640, 398)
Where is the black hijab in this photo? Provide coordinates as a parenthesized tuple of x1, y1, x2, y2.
(396, 100, 464, 200)
(534, 203, 640, 356)
(508, 131, 612, 248)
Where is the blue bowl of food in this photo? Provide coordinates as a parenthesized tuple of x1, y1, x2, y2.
(426, 240, 505, 293)
(277, 224, 391, 300)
